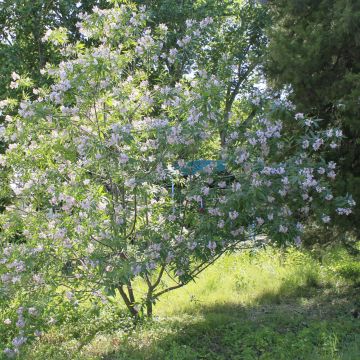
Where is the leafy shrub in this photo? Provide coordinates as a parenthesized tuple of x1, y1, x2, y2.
(0, 3, 355, 356)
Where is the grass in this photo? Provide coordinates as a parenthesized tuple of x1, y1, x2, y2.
(23, 246, 360, 360)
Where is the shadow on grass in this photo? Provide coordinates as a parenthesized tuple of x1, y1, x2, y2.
(248, 270, 325, 305)
(103, 285, 360, 360)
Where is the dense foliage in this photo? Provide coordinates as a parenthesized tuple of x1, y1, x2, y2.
(0, 0, 113, 217)
(0, 4, 355, 356)
(0, 0, 112, 99)
(265, 0, 360, 238)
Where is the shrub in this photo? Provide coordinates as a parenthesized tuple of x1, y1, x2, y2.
(0, 4, 355, 356)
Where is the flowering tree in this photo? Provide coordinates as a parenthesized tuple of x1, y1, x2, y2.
(0, 4, 355, 356)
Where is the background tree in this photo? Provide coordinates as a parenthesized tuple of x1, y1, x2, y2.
(123, 0, 269, 148)
(265, 0, 360, 240)
(0, 0, 111, 98)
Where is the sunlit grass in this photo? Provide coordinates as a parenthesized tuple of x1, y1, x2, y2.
(23, 245, 360, 360)
(154, 247, 326, 316)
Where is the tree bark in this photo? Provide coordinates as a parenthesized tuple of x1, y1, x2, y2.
(117, 285, 138, 317)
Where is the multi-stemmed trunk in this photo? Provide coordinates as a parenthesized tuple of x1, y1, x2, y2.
(117, 239, 247, 319)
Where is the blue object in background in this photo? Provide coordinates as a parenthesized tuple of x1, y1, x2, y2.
(176, 160, 226, 176)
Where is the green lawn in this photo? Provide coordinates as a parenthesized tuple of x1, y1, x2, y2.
(24, 247, 360, 360)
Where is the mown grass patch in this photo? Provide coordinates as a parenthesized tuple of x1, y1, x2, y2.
(23, 246, 360, 360)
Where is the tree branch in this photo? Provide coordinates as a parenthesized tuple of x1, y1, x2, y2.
(152, 237, 256, 299)
(117, 285, 138, 317)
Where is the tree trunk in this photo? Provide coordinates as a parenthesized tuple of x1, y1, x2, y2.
(117, 285, 138, 317)
(146, 299, 153, 317)
(146, 288, 153, 317)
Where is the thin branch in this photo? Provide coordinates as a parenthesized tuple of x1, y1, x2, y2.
(152, 283, 185, 299)
(150, 264, 166, 290)
(153, 237, 257, 299)
(127, 281, 136, 304)
(144, 273, 152, 289)
(125, 191, 137, 240)
(90, 235, 115, 251)
(165, 268, 181, 286)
